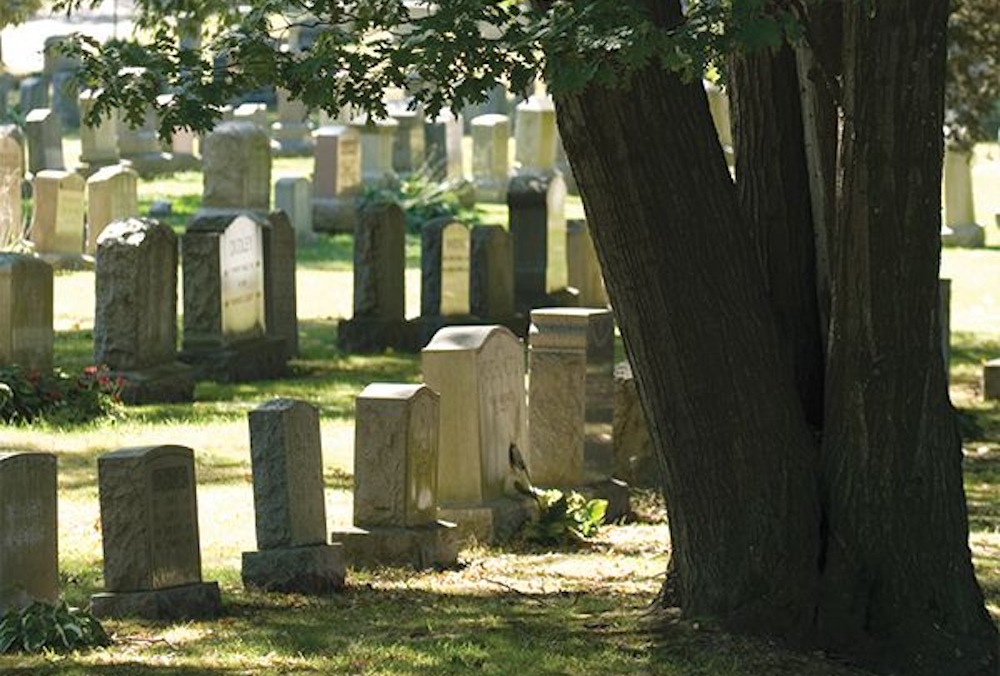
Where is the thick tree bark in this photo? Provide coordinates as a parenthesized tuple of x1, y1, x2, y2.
(818, 1, 998, 672)
(552, 1, 820, 639)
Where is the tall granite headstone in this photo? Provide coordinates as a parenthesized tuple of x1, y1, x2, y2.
(199, 121, 271, 216)
(0, 254, 53, 371)
(24, 108, 64, 173)
(471, 114, 509, 202)
(424, 110, 463, 181)
(470, 225, 516, 323)
(514, 96, 557, 176)
(421, 218, 471, 318)
(508, 173, 570, 312)
(78, 89, 120, 174)
(312, 125, 361, 233)
(351, 117, 397, 186)
(566, 219, 608, 308)
(274, 176, 314, 242)
(263, 211, 299, 359)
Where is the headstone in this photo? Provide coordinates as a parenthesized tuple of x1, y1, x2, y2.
(263, 211, 299, 359)
(43, 35, 80, 77)
(274, 176, 315, 242)
(508, 173, 570, 312)
(78, 89, 120, 173)
(200, 121, 272, 214)
(471, 114, 509, 202)
(421, 219, 471, 318)
(388, 104, 425, 174)
(0, 127, 24, 246)
(332, 383, 458, 568)
(24, 108, 64, 173)
(942, 146, 985, 248)
(0, 254, 53, 372)
(242, 399, 345, 593)
(461, 84, 508, 133)
(116, 102, 179, 177)
(352, 117, 398, 186)
(424, 110, 463, 181)
(180, 213, 288, 381)
(271, 89, 313, 156)
(18, 78, 49, 116)
(30, 170, 85, 256)
(514, 96, 557, 175)
(470, 225, 516, 321)
(337, 203, 412, 353)
(51, 71, 80, 129)
(566, 220, 608, 307)
(613, 360, 658, 488)
(94, 218, 195, 403)
(422, 326, 531, 541)
(90, 445, 222, 619)
(528, 308, 627, 517)
(86, 163, 138, 254)
(0, 453, 58, 615)
(311, 125, 361, 233)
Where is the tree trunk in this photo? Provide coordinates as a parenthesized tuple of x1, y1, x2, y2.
(552, 1, 821, 639)
(817, 1, 998, 672)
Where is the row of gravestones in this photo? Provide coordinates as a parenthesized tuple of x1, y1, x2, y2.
(0, 312, 646, 621)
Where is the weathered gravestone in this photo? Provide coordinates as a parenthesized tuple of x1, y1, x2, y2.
(332, 383, 459, 568)
(612, 360, 658, 488)
(508, 173, 572, 312)
(421, 218, 471, 318)
(0, 453, 58, 615)
(180, 213, 287, 381)
(263, 211, 299, 359)
(94, 218, 195, 403)
(274, 176, 315, 243)
(422, 326, 532, 542)
(337, 203, 413, 353)
(528, 308, 628, 517)
(43, 35, 81, 129)
(514, 96, 557, 176)
(470, 225, 516, 325)
(471, 114, 509, 202)
(0, 126, 24, 245)
(30, 170, 85, 257)
(199, 121, 271, 217)
(941, 146, 985, 248)
(18, 78, 49, 117)
(0, 254, 53, 371)
(86, 163, 138, 254)
(424, 110, 463, 181)
(91, 445, 222, 619)
(567, 220, 608, 308)
(351, 116, 397, 186)
(242, 399, 344, 593)
(388, 104, 425, 174)
(24, 108, 64, 174)
(271, 89, 314, 156)
(311, 126, 361, 233)
(118, 102, 178, 177)
(78, 89, 120, 175)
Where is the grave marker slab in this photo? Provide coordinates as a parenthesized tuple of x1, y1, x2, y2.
(79, 89, 120, 172)
(471, 114, 509, 202)
(263, 211, 299, 359)
(0, 254, 53, 372)
(200, 121, 271, 213)
(421, 219, 471, 318)
(514, 96, 557, 175)
(351, 117, 397, 185)
(18, 78, 49, 115)
(275, 176, 315, 242)
(509, 173, 569, 312)
(470, 225, 515, 322)
(30, 170, 85, 256)
(424, 110, 463, 181)
(312, 126, 361, 233)
(566, 220, 608, 308)
(86, 163, 138, 254)
(0, 453, 58, 615)
(24, 108, 64, 173)
(271, 89, 313, 156)
(942, 146, 985, 248)
(0, 126, 24, 245)
(388, 105, 425, 174)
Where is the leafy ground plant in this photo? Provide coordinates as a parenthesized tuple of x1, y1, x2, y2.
(0, 364, 124, 425)
(519, 484, 609, 546)
(0, 601, 109, 654)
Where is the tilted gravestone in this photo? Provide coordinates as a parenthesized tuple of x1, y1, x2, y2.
(180, 213, 287, 381)
(242, 399, 345, 593)
(470, 225, 516, 324)
(0, 453, 58, 615)
(0, 254, 53, 372)
(422, 325, 532, 542)
(332, 383, 458, 568)
(30, 170, 85, 257)
(86, 163, 138, 254)
(90, 445, 221, 619)
(94, 218, 195, 404)
(471, 114, 509, 203)
(311, 125, 361, 233)
(508, 173, 571, 312)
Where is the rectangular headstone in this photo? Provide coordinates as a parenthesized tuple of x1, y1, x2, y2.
(312, 126, 361, 199)
(274, 176, 314, 242)
(0, 126, 24, 246)
(201, 121, 272, 212)
(352, 203, 405, 321)
(351, 117, 397, 185)
(508, 173, 568, 311)
(98, 445, 204, 591)
(0, 254, 53, 371)
(18, 78, 49, 116)
(421, 218, 471, 317)
(79, 89, 120, 167)
(471, 114, 509, 202)
(271, 89, 313, 156)
(566, 219, 608, 307)
(514, 96, 557, 175)
(470, 225, 515, 319)
(248, 399, 328, 549)
(424, 110, 463, 181)
(86, 163, 138, 254)
(353, 383, 439, 528)
(263, 211, 299, 358)
(388, 105, 425, 174)
(30, 170, 85, 255)
(24, 108, 64, 173)
(0, 453, 58, 614)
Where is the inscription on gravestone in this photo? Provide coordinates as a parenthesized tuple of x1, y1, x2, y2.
(220, 217, 265, 340)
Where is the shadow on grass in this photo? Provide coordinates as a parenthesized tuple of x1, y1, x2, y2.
(294, 231, 422, 271)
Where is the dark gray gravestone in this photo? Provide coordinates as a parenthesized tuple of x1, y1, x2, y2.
(423, 110, 463, 181)
(94, 218, 195, 404)
(263, 211, 299, 359)
(241, 399, 345, 593)
(421, 218, 470, 318)
(470, 225, 515, 321)
(24, 108, 64, 173)
(0, 253, 53, 372)
(91, 445, 221, 620)
(508, 173, 569, 312)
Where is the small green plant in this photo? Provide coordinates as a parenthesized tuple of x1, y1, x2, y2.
(359, 163, 479, 234)
(0, 600, 110, 654)
(517, 484, 609, 546)
(0, 364, 125, 425)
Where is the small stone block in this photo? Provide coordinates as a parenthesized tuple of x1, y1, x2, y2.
(90, 582, 221, 621)
(332, 521, 459, 570)
(241, 544, 345, 594)
(983, 359, 1000, 401)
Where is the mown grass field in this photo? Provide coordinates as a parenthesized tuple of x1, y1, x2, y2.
(2, 149, 1000, 674)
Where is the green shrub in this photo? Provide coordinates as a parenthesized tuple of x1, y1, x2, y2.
(359, 164, 479, 234)
(0, 364, 125, 425)
(0, 601, 110, 654)
(517, 484, 608, 546)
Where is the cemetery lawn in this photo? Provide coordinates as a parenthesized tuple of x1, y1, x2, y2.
(3, 170, 1000, 673)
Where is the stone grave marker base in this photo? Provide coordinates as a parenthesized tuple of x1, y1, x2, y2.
(90, 581, 221, 621)
(336, 318, 416, 354)
(439, 497, 535, 545)
(332, 521, 459, 570)
(180, 337, 287, 382)
(312, 198, 358, 234)
(114, 362, 196, 405)
(241, 543, 345, 594)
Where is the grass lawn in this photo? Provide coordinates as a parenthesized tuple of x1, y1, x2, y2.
(2, 155, 1000, 674)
